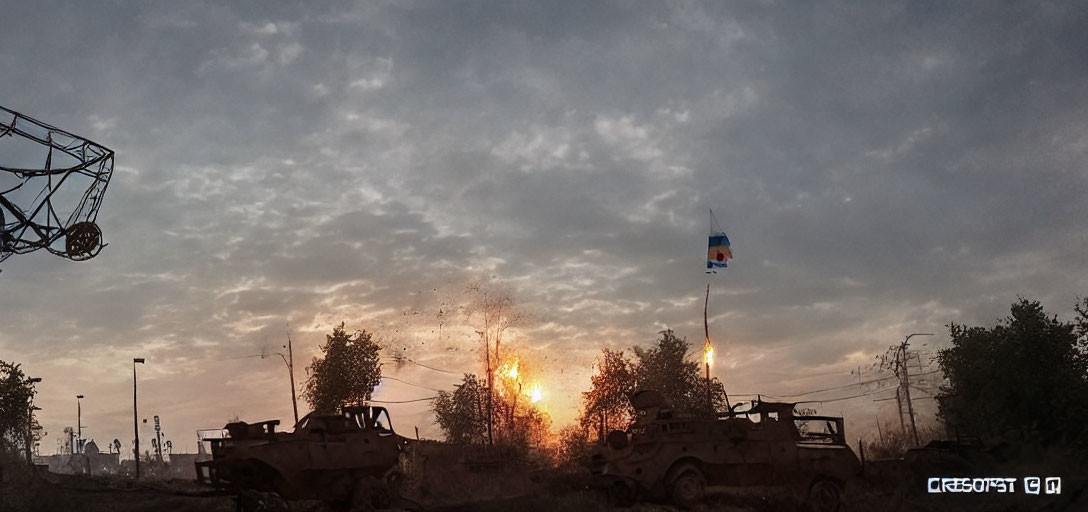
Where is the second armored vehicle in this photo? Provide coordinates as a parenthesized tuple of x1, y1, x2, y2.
(592, 390, 860, 511)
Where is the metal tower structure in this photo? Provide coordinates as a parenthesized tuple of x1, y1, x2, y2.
(0, 105, 114, 264)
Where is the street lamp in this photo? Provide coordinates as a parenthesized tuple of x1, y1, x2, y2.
(25, 377, 41, 465)
(133, 358, 145, 479)
(76, 394, 85, 454)
(262, 338, 299, 425)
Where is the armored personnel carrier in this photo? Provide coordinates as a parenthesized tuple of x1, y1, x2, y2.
(591, 390, 860, 511)
(196, 405, 411, 511)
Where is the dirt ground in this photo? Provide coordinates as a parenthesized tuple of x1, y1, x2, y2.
(2, 474, 1086, 512)
(3, 453, 1085, 512)
(0, 471, 235, 512)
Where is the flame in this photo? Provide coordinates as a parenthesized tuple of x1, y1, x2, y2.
(505, 359, 519, 379)
(704, 341, 714, 368)
(530, 384, 543, 403)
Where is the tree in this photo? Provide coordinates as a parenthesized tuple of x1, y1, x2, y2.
(937, 299, 1088, 448)
(490, 387, 551, 451)
(0, 360, 36, 456)
(1075, 296, 1088, 345)
(555, 423, 593, 470)
(303, 323, 382, 414)
(581, 349, 637, 441)
(433, 373, 488, 444)
(463, 280, 529, 445)
(433, 372, 551, 451)
(574, 330, 729, 446)
(634, 329, 728, 417)
(864, 421, 945, 459)
(464, 281, 527, 365)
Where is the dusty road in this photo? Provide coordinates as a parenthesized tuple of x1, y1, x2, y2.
(1, 472, 234, 512)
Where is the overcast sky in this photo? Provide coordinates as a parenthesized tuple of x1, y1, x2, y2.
(2, 1, 1087, 454)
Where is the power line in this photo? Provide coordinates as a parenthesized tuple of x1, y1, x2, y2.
(785, 369, 942, 397)
(724, 370, 943, 402)
(409, 358, 459, 374)
(909, 384, 937, 396)
(382, 376, 443, 392)
(384, 357, 460, 375)
(226, 354, 265, 360)
(771, 375, 898, 398)
(745, 368, 858, 383)
(365, 397, 437, 404)
(796, 387, 898, 405)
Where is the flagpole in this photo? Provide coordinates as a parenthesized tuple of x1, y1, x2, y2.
(705, 208, 731, 416)
(704, 283, 712, 414)
(704, 282, 731, 415)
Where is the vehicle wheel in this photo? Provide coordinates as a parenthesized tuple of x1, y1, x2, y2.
(668, 464, 706, 509)
(233, 459, 280, 492)
(806, 479, 842, 512)
(236, 490, 289, 512)
(350, 477, 391, 512)
(608, 480, 637, 507)
(384, 469, 404, 496)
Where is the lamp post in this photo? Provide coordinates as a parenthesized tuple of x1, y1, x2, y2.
(286, 331, 298, 425)
(133, 358, 145, 479)
(262, 337, 299, 425)
(76, 394, 84, 454)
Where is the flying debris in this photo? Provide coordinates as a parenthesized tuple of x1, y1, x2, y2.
(0, 106, 114, 264)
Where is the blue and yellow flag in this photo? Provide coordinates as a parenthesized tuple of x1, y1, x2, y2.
(706, 232, 732, 270)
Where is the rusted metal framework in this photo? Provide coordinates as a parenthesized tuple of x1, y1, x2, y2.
(0, 105, 114, 263)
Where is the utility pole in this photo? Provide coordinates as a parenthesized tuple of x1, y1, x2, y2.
(76, 394, 84, 454)
(133, 357, 145, 479)
(257, 324, 299, 426)
(286, 328, 299, 425)
(899, 333, 932, 447)
(477, 330, 493, 446)
(894, 387, 906, 434)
